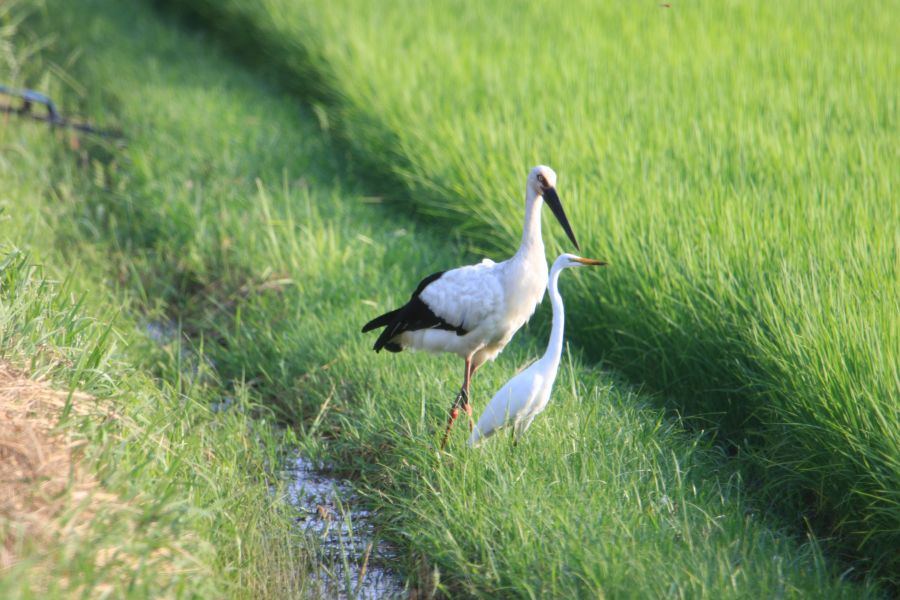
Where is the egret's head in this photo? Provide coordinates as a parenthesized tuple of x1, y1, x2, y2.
(554, 253, 607, 272)
(527, 165, 580, 250)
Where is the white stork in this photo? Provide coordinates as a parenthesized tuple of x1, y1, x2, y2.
(362, 165, 580, 448)
(468, 254, 606, 447)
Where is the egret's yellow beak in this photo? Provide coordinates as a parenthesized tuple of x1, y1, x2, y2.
(573, 257, 607, 266)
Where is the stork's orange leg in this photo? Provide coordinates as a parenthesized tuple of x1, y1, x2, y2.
(460, 358, 485, 431)
(440, 356, 472, 449)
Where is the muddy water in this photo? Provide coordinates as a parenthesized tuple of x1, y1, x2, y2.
(285, 456, 407, 599)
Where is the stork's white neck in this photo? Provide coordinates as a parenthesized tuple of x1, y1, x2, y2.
(542, 265, 566, 365)
(517, 186, 544, 258)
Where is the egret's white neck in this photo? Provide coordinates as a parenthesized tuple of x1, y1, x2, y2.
(542, 266, 566, 365)
(516, 187, 544, 258)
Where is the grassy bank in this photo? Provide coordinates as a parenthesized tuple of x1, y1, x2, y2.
(159, 0, 900, 584)
(0, 255, 309, 598)
(10, 0, 884, 595)
(1, 4, 310, 598)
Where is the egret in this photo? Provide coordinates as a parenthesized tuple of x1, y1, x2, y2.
(467, 254, 606, 447)
(362, 166, 580, 448)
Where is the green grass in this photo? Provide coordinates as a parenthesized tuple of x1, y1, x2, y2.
(8, 0, 887, 596)
(1, 4, 311, 598)
(159, 0, 900, 585)
(0, 253, 312, 598)
(4, 0, 896, 595)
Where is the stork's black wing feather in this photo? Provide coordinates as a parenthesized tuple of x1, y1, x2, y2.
(361, 307, 402, 333)
(362, 271, 469, 353)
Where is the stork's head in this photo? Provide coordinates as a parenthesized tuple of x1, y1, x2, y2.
(528, 165, 558, 195)
(528, 165, 580, 251)
(553, 253, 608, 273)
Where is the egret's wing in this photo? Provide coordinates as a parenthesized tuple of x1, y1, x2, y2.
(469, 367, 543, 446)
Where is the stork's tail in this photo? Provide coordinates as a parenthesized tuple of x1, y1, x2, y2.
(362, 308, 401, 333)
(362, 307, 405, 353)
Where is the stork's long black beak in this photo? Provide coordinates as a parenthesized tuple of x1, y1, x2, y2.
(543, 187, 580, 251)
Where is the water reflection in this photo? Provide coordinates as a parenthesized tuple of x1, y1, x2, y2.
(286, 456, 406, 599)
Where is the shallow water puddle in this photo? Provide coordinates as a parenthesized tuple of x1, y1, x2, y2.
(285, 456, 406, 599)
(145, 321, 406, 597)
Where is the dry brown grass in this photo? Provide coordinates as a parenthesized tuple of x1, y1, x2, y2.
(0, 359, 216, 597)
(0, 361, 120, 588)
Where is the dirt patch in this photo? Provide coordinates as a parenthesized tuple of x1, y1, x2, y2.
(0, 361, 111, 573)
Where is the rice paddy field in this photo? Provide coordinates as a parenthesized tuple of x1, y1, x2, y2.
(1, 0, 897, 597)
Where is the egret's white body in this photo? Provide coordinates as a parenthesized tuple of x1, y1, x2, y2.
(468, 254, 606, 447)
(362, 166, 581, 447)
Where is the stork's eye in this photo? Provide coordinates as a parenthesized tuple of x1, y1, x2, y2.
(537, 174, 546, 186)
